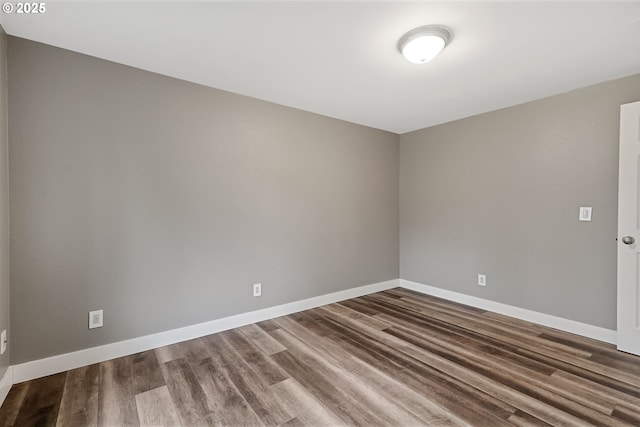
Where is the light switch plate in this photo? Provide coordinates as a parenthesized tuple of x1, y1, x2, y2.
(579, 207, 592, 222)
(1, 330, 6, 354)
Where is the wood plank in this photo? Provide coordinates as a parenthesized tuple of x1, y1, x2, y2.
(611, 404, 640, 425)
(371, 310, 623, 417)
(0, 382, 29, 426)
(366, 294, 640, 388)
(507, 409, 553, 427)
(222, 329, 289, 385)
(291, 310, 335, 337)
(155, 342, 185, 364)
(132, 351, 165, 395)
(538, 330, 619, 355)
(374, 292, 564, 348)
(367, 293, 595, 359)
(160, 358, 214, 426)
(279, 416, 306, 427)
(13, 372, 66, 426)
(515, 347, 640, 397)
(56, 364, 99, 426)
(256, 319, 281, 332)
(269, 327, 433, 427)
(384, 326, 626, 425)
(273, 315, 471, 426)
(177, 337, 212, 367)
(238, 323, 286, 355)
(324, 302, 391, 330)
(386, 288, 487, 314)
(363, 299, 558, 377)
(204, 332, 292, 425)
(189, 356, 264, 427)
(98, 356, 140, 427)
(318, 316, 516, 426)
(316, 307, 596, 426)
(338, 297, 386, 316)
(270, 348, 380, 426)
(482, 311, 547, 334)
(550, 370, 640, 409)
(135, 385, 181, 427)
(270, 378, 345, 427)
(589, 352, 640, 376)
(395, 344, 618, 425)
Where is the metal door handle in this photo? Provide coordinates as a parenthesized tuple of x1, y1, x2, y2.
(622, 236, 635, 245)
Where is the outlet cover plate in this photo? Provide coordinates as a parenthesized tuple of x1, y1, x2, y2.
(478, 274, 487, 287)
(89, 310, 104, 329)
(253, 283, 262, 297)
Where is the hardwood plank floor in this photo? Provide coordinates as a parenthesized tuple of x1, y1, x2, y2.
(57, 365, 99, 426)
(2, 288, 640, 426)
(135, 386, 180, 427)
(97, 357, 139, 426)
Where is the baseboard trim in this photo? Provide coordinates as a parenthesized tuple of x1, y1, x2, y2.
(12, 279, 399, 384)
(0, 366, 13, 407)
(400, 279, 617, 344)
(10, 277, 618, 385)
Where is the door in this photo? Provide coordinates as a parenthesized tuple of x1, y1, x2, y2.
(618, 100, 640, 355)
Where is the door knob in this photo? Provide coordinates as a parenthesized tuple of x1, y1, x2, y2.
(622, 236, 635, 245)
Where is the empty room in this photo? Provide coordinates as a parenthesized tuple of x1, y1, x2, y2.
(0, 1, 640, 425)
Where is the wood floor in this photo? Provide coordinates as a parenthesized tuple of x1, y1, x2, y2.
(1, 288, 640, 426)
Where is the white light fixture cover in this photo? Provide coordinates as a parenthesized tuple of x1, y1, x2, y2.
(398, 25, 452, 64)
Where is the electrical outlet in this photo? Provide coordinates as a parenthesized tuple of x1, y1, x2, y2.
(478, 274, 487, 287)
(1, 330, 6, 355)
(89, 310, 103, 329)
(253, 283, 262, 297)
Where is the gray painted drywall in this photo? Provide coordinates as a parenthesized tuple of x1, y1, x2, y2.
(8, 37, 399, 364)
(8, 34, 637, 366)
(400, 73, 640, 330)
(0, 27, 9, 377)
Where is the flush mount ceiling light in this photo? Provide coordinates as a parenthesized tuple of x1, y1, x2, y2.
(398, 25, 452, 64)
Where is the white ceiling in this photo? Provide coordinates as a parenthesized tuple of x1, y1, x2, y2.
(2, 1, 640, 134)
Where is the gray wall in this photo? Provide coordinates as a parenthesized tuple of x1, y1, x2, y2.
(8, 37, 399, 364)
(400, 73, 640, 330)
(0, 28, 9, 377)
(8, 34, 637, 365)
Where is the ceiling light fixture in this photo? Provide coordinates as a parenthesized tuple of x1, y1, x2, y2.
(398, 25, 452, 64)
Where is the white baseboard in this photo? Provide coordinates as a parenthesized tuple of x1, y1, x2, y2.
(400, 279, 617, 345)
(0, 366, 13, 407)
(9, 277, 618, 385)
(12, 279, 399, 384)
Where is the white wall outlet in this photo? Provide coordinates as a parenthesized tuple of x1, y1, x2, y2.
(1, 330, 6, 354)
(478, 274, 487, 287)
(89, 309, 104, 329)
(579, 207, 592, 221)
(253, 283, 262, 297)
